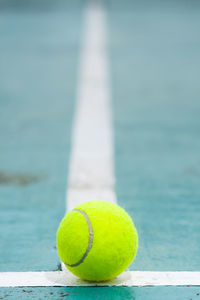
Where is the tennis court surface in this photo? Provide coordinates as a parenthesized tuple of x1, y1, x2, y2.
(0, 0, 200, 299)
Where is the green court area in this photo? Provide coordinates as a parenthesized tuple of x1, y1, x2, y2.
(0, 0, 200, 299)
(106, 0, 200, 271)
(0, 286, 200, 300)
(0, 0, 84, 271)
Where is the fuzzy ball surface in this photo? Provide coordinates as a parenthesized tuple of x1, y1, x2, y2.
(56, 200, 138, 282)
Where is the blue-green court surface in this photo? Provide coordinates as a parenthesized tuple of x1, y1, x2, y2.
(106, 0, 200, 271)
(0, 0, 84, 271)
(0, 286, 200, 300)
(0, 0, 200, 298)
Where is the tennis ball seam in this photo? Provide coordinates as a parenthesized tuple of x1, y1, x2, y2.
(65, 208, 93, 267)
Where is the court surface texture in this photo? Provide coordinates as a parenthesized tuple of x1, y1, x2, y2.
(0, 0, 200, 299)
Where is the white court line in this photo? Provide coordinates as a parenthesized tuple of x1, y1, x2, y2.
(0, 270, 200, 287)
(0, 0, 199, 288)
(66, 0, 116, 212)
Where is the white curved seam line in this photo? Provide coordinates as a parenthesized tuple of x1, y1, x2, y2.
(65, 209, 93, 267)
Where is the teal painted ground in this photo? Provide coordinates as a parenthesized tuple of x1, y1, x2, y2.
(0, 0, 84, 271)
(0, 286, 200, 300)
(0, 1, 200, 299)
(106, 0, 200, 271)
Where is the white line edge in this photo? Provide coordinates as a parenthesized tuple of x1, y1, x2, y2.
(66, 0, 116, 214)
(0, 271, 200, 287)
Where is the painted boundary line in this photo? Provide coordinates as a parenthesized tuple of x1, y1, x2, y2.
(0, 271, 200, 287)
(66, 0, 116, 213)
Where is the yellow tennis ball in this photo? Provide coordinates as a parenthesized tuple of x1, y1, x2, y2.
(56, 200, 138, 282)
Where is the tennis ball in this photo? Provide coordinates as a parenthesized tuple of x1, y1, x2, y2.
(56, 200, 138, 282)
